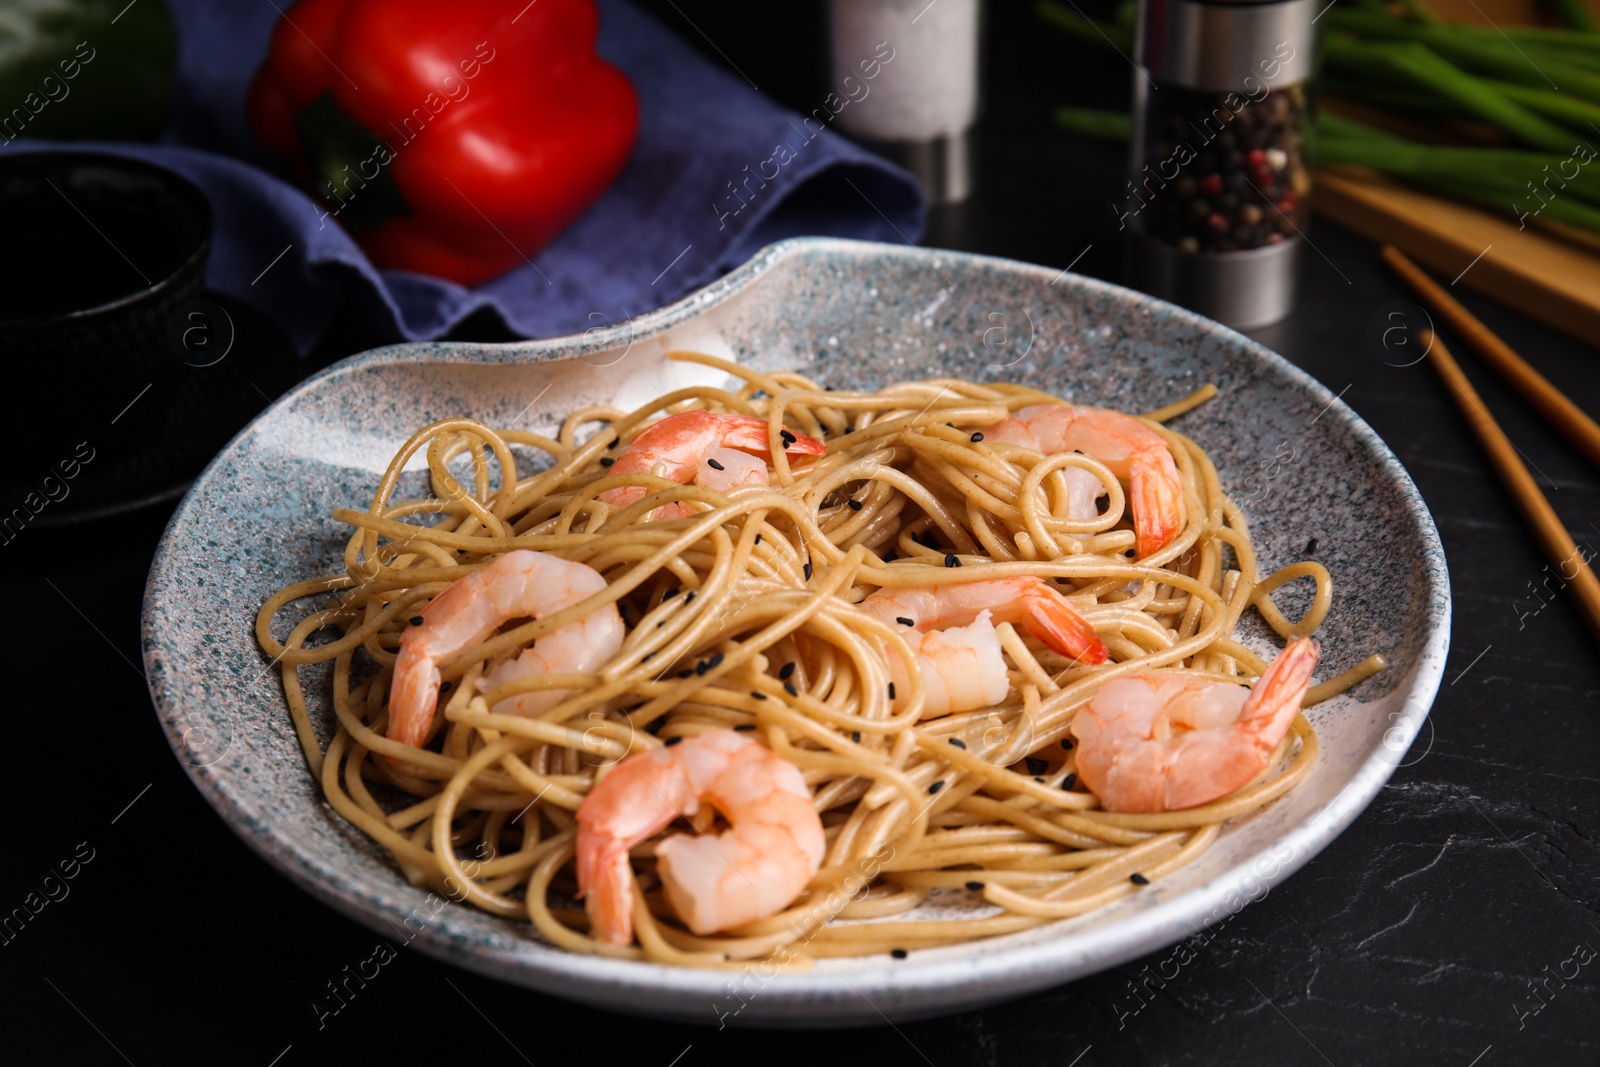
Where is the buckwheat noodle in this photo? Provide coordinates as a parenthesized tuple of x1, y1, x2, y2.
(256, 354, 1383, 967)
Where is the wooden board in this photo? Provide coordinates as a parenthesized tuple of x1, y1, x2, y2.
(1312, 167, 1600, 346)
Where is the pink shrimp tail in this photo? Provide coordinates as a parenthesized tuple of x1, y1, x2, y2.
(1021, 586, 1108, 665)
(386, 574, 480, 751)
(575, 831, 639, 946)
(1240, 636, 1320, 744)
(386, 646, 440, 750)
(1131, 447, 1186, 558)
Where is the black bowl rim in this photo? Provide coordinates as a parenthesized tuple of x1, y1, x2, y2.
(0, 149, 214, 329)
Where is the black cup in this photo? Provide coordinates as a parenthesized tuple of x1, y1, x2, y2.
(1, 151, 212, 440)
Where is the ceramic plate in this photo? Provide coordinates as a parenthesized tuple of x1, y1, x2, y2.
(142, 237, 1450, 1026)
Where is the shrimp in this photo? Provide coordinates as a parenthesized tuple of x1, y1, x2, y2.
(986, 403, 1186, 557)
(1071, 636, 1319, 813)
(598, 411, 826, 516)
(575, 729, 825, 945)
(387, 550, 624, 748)
(858, 578, 1107, 718)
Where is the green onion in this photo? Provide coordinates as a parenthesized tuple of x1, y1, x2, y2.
(1052, 106, 1131, 142)
(1317, 134, 1600, 209)
(1479, 79, 1600, 134)
(1035, 0, 1132, 52)
(1323, 37, 1576, 151)
(1324, 11, 1600, 105)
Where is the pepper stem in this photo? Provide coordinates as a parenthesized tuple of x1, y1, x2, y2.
(292, 91, 411, 232)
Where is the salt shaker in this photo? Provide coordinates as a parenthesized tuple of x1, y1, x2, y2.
(1125, 0, 1321, 329)
(828, 0, 980, 204)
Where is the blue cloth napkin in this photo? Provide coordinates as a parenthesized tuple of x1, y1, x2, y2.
(18, 0, 923, 353)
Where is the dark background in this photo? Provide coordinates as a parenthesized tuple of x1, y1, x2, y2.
(5, 2, 1597, 1064)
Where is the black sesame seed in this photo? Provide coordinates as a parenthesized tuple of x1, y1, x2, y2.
(965, 881, 985, 891)
(1130, 873, 1150, 885)
(695, 661, 710, 676)
(599, 457, 615, 467)
(1306, 537, 1319, 554)
(848, 499, 863, 511)
(751, 691, 768, 701)
(1062, 774, 1078, 791)
(944, 553, 960, 568)
(883, 551, 897, 562)
(852, 731, 861, 743)
(1060, 739, 1075, 750)
(755, 534, 763, 544)
(887, 682, 896, 699)
(708, 653, 725, 669)
(1026, 758, 1048, 775)
(784, 682, 798, 697)
(780, 430, 797, 447)
(735, 723, 756, 731)
(949, 738, 967, 749)
(779, 662, 796, 680)
(641, 653, 656, 663)
(410, 616, 425, 626)
(928, 780, 945, 794)
(803, 563, 813, 580)
(970, 432, 984, 443)
(664, 736, 683, 747)
(684, 591, 696, 604)
(843, 426, 853, 434)
(706, 457, 725, 471)
(663, 588, 680, 599)
(896, 617, 915, 627)
(891, 948, 908, 959)
(678, 668, 694, 678)
(440, 682, 452, 692)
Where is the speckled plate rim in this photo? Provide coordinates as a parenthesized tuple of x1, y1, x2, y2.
(143, 236, 1451, 1025)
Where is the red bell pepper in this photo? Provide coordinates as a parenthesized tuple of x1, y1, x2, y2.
(247, 0, 638, 285)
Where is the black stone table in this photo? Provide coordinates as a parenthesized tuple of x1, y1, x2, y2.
(8, 3, 1596, 1064)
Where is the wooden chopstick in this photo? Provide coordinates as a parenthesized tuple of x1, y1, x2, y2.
(1382, 245, 1600, 472)
(1420, 328, 1600, 645)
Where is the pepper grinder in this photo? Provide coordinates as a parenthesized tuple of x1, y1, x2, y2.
(1125, 0, 1321, 329)
(828, 0, 980, 204)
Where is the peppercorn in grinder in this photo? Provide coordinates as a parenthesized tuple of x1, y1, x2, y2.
(1125, 0, 1321, 329)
